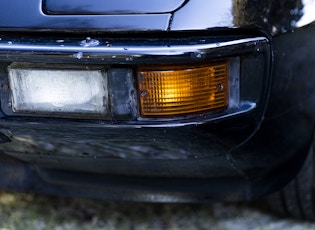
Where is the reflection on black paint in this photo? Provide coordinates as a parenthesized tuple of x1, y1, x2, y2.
(233, 0, 303, 33)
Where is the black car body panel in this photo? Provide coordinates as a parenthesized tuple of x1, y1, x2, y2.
(0, 0, 172, 31)
(0, 0, 313, 203)
(0, 0, 313, 33)
(44, 0, 187, 15)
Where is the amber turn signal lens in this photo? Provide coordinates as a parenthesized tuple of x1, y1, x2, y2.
(137, 61, 228, 117)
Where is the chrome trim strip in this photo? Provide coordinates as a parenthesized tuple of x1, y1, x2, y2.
(0, 102, 256, 128)
(0, 37, 266, 52)
(133, 102, 257, 128)
(0, 37, 268, 64)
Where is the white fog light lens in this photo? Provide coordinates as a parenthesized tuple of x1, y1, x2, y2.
(8, 65, 108, 115)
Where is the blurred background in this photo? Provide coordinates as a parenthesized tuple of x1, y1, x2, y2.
(0, 191, 315, 230)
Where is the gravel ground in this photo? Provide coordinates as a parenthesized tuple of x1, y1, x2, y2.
(0, 191, 314, 230)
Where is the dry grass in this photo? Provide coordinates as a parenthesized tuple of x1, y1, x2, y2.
(0, 191, 314, 230)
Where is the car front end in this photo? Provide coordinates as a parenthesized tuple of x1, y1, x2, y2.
(0, 0, 313, 212)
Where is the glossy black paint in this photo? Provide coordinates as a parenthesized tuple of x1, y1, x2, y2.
(0, 0, 171, 31)
(0, 0, 314, 33)
(44, 0, 187, 15)
(223, 23, 315, 197)
(0, 0, 313, 202)
(171, 0, 313, 34)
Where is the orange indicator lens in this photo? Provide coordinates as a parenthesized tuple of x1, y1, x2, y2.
(138, 61, 229, 117)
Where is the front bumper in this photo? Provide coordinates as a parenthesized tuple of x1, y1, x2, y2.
(0, 33, 268, 125)
(0, 32, 273, 201)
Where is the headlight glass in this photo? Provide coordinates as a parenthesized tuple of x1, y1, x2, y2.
(8, 65, 108, 115)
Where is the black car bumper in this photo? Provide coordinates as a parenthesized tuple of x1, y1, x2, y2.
(0, 28, 312, 203)
(0, 31, 278, 201)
